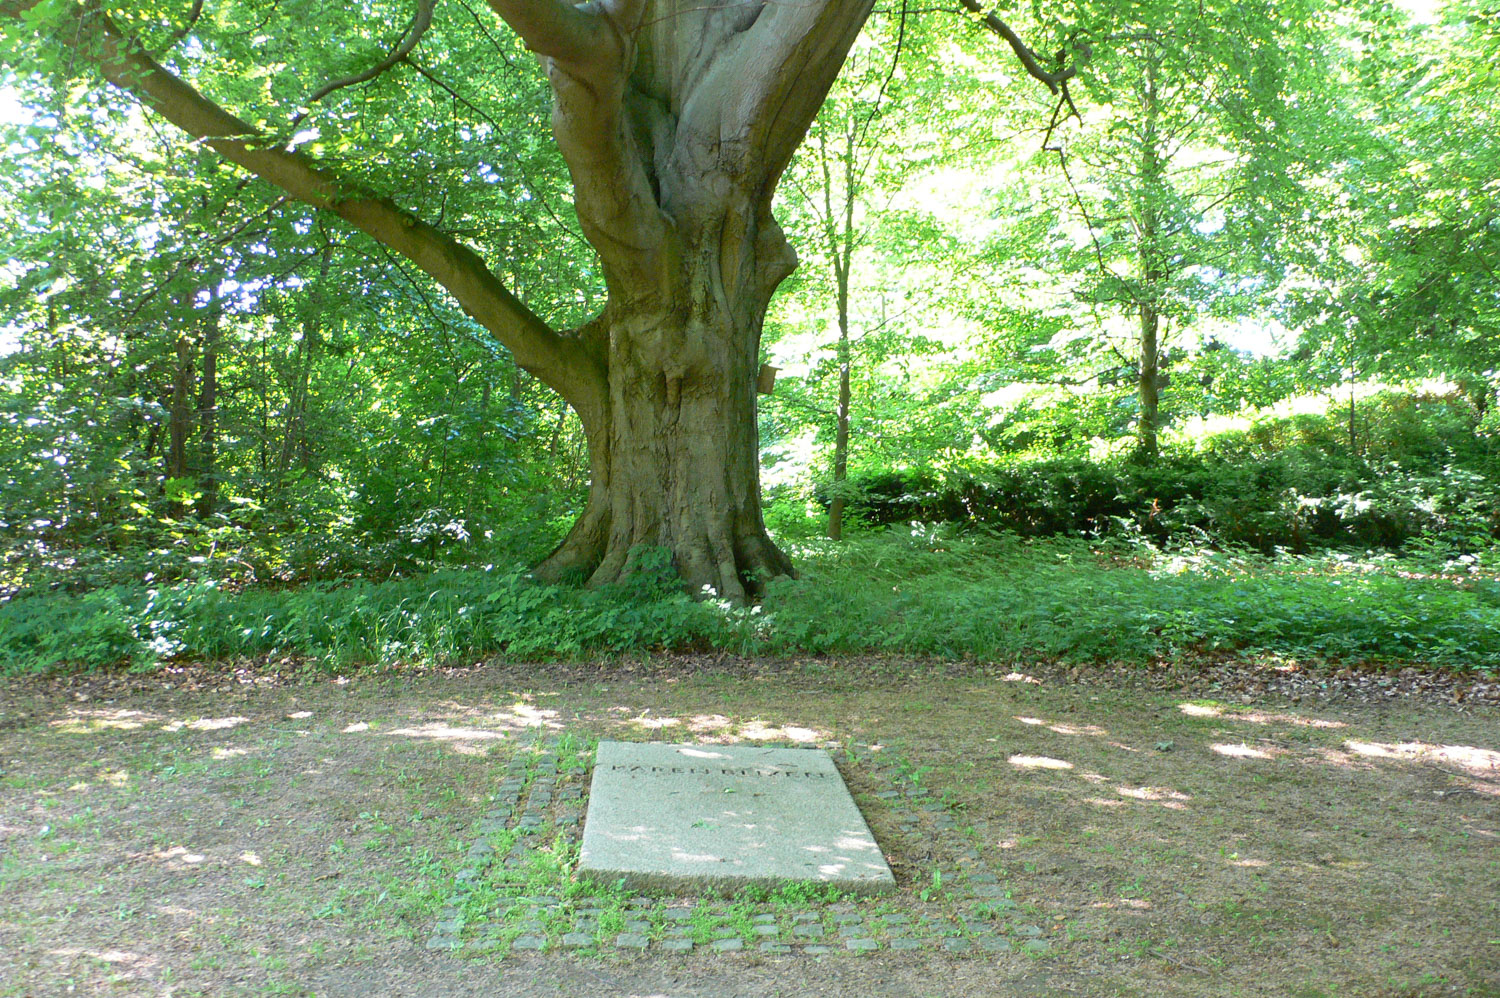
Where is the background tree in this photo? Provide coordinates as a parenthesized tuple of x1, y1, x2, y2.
(977, 0, 1331, 460)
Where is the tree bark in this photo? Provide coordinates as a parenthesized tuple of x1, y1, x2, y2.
(195, 308, 219, 518)
(167, 334, 194, 516)
(1137, 303, 1161, 462)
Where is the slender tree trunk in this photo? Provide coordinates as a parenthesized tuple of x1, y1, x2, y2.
(1134, 52, 1166, 464)
(829, 338, 852, 542)
(1137, 303, 1161, 462)
(196, 309, 219, 518)
(167, 334, 194, 516)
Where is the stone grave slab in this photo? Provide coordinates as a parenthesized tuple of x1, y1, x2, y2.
(577, 740, 894, 895)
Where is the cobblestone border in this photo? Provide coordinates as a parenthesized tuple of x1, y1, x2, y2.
(425, 737, 1057, 958)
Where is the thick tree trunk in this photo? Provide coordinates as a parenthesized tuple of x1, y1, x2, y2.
(517, 0, 870, 598)
(536, 259, 795, 601)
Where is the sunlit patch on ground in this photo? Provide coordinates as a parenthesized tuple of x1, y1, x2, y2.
(1211, 742, 1276, 759)
(1178, 702, 1348, 728)
(1009, 754, 1073, 769)
(47, 708, 159, 732)
(161, 716, 251, 732)
(1015, 716, 1109, 736)
(1343, 739, 1500, 774)
(150, 845, 207, 866)
(1116, 785, 1191, 808)
(382, 724, 511, 753)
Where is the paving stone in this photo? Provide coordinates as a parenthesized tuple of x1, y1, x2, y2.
(1015, 925, 1044, 938)
(660, 938, 694, 953)
(578, 741, 893, 894)
(969, 873, 999, 884)
(623, 919, 652, 933)
(832, 913, 864, 924)
(1023, 939, 1051, 953)
(792, 924, 825, 938)
(560, 932, 594, 949)
(433, 919, 463, 935)
(977, 936, 1014, 953)
(753, 924, 780, 936)
(712, 928, 738, 939)
(880, 914, 912, 928)
(889, 938, 923, 951)
(468, 935, 504, 954)
(845, 938, 878, 952)
(968, 884, 1007, 898)
(759, 943, 792, 954)
(711, 938, 744, 952)
(511, 935, 547, 951)
(941, 937, 971, 953)
(662, 926, 691, 938)
(792, 912, 820, 924)
(614, 933, 649, 950)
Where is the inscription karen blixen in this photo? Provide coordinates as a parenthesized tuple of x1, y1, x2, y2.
(605, 764, 831, 778)
(576, 741, 895, 895)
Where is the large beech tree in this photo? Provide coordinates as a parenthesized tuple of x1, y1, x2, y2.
(5, 0, 878, 598)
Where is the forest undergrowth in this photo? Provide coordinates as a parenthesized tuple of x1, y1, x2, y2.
(3, 527, 1498, 678)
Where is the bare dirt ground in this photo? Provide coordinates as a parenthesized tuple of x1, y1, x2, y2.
(2, 654, 1497, 998)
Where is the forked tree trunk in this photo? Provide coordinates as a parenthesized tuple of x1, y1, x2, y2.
(518, 1, 871, 598)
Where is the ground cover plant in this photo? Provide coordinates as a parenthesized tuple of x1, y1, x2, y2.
(1, 656, 1496, 997)
(5, 530, 1500, 677)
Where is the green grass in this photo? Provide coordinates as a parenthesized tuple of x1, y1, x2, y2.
(4, 528, 1500, 675)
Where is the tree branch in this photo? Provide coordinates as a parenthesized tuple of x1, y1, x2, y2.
(484, 0, 615, 62)
(298, 0, 434, 117)
(957, 0, 1090, 101)
(733, 0, 878, 195)
(10, 3, 606, 415)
